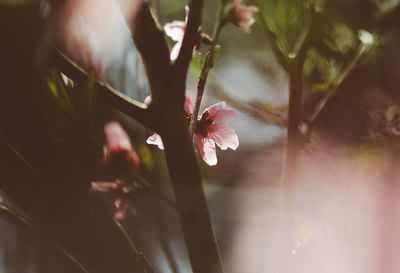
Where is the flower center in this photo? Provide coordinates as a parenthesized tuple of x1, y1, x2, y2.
(195, 111, 214, 138)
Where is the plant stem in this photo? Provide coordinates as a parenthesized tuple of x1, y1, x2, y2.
(306, 41, 373, 131)
(189, 2, 226, 136)
(277, 63, 303, 273)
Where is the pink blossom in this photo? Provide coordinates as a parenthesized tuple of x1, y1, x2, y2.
(163, 6, 201, 60)
(145, 96, 239, 166)
(90, 181, 137, 220)
(102, 121, 140, 172)
(91, 122, 140, 220)
(230, 0, 259, 33)
(195, 102, 239, 165)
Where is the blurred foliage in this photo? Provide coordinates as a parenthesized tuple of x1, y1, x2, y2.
(253, 0, 311, 57)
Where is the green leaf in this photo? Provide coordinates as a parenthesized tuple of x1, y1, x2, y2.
(323, 22, 356, 55)
(189, 52, 203, 79)
(257, 0, 311, 57)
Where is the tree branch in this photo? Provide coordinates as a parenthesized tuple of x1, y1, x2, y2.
(50, 49, 155, 130)
(129, 2, 172, 103)
(306, 40, 373, 132)
(174, 0, 204, 86)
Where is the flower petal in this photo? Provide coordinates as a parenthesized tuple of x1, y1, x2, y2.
(164, 20, 186, 42)
(170, 41, 182, 61)
(198, 136, 217, 166)
(208, 122, 239, 150)
(205, 101, 237, 121)
(147, 133, 164, 150)
(104, 121, 132, 152)
(91, 181, 119, 192)
(232, 0, 259, 33)
(184, 96, 194, 114)
(144, 96, 152, 105)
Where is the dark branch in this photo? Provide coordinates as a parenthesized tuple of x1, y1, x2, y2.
(130, 2, 172, 103)
(174, 0, 204, 85)
(50, 49, 154, 130)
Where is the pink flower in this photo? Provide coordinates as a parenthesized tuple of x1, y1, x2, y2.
(102, 121, 140, 174)
(90, 181, 137, 220)
(195, 102, 239, 165)
(163, 6, 201, 60)
(229, 0, 259, 33)
(91, 121, 140, 220)
(145, 96, 239, 166)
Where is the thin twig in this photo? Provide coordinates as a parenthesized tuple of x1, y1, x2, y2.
(112, 220, 156, 273)
(189, 1, 227, 136)
(174, 0, 204, 83)
(306, 41, 374, 131)
(210, 83, 287, 126)
(0, 135, 38, 176)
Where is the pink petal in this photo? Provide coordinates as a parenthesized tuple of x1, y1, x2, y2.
(114, 198, 131, 220)
(144, 96, 152, 105)
(208, 122, 239, 150)
(184, 96, 194, 114)
(114, 210, 124, 220)
(232, 1, 258, 33)
(146, 133, 164, 150)
(90, 181, 119, 192)
(198, 136, 217, 166)
(164, 20, 186, 42)
(170, 41, 182, 61)
(104, 121, 132, 152)
(205, 102, 237, 121)
(114, 197, 122, 209)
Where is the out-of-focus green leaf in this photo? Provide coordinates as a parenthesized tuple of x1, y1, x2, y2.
(213, 45, 222, 64)
(139, 145, 154, 170)
(46, 69, 80, 120)
(304, 0, 327, 13)
(323, 22, 356, 54)
(256, 0, 311, 58)
(370, 0, 399, 13)
(46, 78, 58, 98)
(311, 83, 329, 94)
(84, 76, 98, 128)
(304, 47, 341, 86)
(189, 52, 203, 79)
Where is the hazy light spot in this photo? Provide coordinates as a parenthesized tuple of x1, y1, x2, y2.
(358, 30, 374, 45)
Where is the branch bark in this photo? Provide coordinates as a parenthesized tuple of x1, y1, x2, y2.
(120, 2, 224, 273)
(50, 49, 154, 130)
(277, 62, 303, 273)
